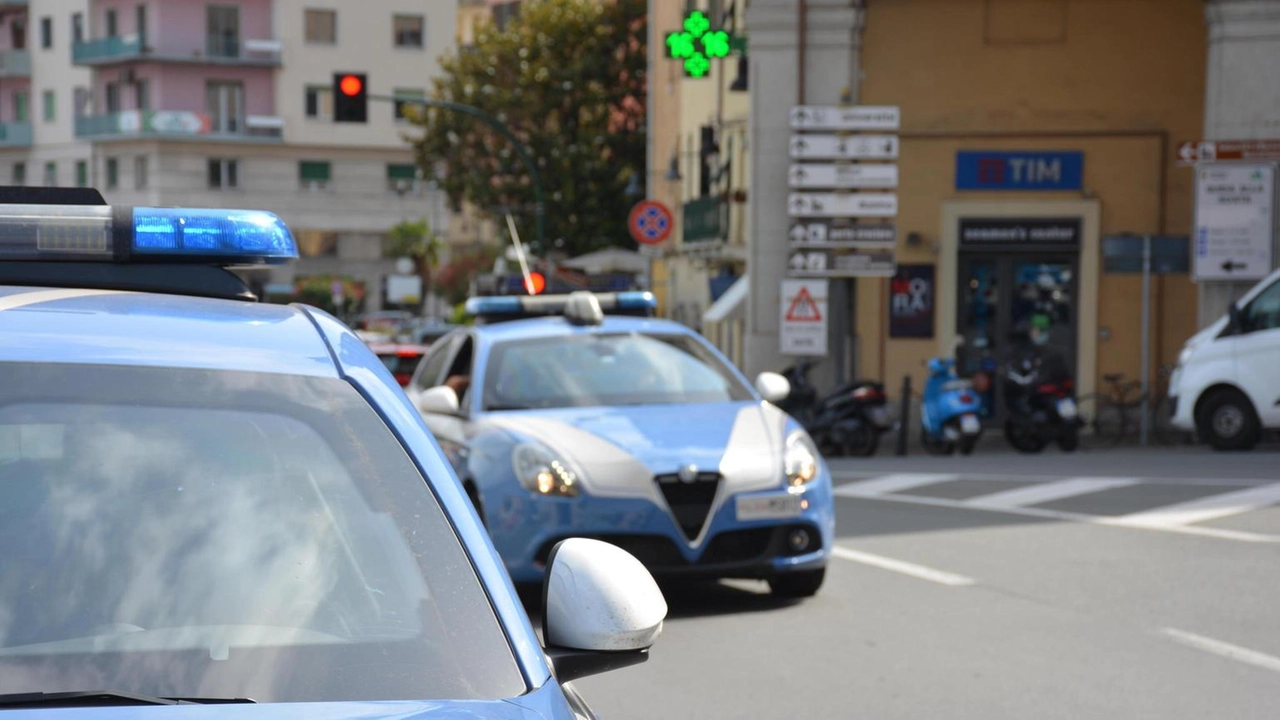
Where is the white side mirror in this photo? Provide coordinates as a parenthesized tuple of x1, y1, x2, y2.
(417, 385, 460, 415)
(755, 372, 791, 403)
(543, 538, 667, 681)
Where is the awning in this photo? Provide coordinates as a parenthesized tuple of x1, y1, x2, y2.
(703, 275, 747, 324)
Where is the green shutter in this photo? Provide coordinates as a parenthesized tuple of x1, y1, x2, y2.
(387, 163, 417, 181)
(299, 161, 331, 182)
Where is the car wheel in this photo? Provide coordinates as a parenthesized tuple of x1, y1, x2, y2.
(1198, 389, 1260, 451)
(769, 567, 826, 598)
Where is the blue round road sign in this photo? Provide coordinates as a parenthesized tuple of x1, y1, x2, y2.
(628, 200, 674, 246)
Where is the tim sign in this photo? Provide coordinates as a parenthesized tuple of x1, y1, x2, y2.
(956, 151, 1083, 191)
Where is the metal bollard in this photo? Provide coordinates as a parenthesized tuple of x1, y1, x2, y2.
(896, 375, 911, 457)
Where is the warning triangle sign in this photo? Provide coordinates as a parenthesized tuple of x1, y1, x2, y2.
(785, 287, 823, 322)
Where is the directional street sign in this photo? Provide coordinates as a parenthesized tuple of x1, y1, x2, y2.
(790, 106, 901, 131)
(789, 134, 899, 160)
(786, 248, 896, 278)
(788, 221, 896, 248)
(788, 163, 898, 189)
(788, 192, 898, 218)
(1193, 163, 1275, 281)
(1178, 139, 1280, 166)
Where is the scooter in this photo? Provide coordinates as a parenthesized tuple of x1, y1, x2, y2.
(777, 362, 893, 457)
(920, 356, 984, 455)
(1002, 351, 1080, 453)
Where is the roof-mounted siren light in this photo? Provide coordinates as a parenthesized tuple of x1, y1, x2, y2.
(564, 291, 604, 326)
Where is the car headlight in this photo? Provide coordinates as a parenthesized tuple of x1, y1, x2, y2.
(1177, 345, 1196, 367)
(512, 442, 580, 497)
(784, 431, 820, 487)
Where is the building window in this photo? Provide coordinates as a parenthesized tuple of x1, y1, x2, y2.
(39, 16, 51, 49)
(105, 157, 118, 189)
(305, 85, 332, 120)
(73, 86, 91, 118)
(393, 14, 424, 48)
(207, 5, 240, 58)
(299, 160, 331, 190)
(135, 80, 149, 111)
(208, 158, 238, 189)
(136, 4, 147, 48)
(12, 162, 25, 186)
(43, 161, 56, 187)
(387, 163, 419, 193)
(304, 9, 336, 44)
(205, 80, 244, 133)
(105, 82, 121, 113)
(11, 18, 26, 50)
(75, 160, 88, 187)
(13, 91, 27, 123)
(42, 90, 54, 122)
(134, 156, 148, 189)
(105, 9, 118, 38)
(393, 88, 425, 121)
(71, 13, 83, 44)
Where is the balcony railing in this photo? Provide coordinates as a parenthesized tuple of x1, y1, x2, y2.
(72, 34, 280, 66)
(76, 110, 283, 141)
(0, 121, 32, 147)
(0, 48, 29, 77)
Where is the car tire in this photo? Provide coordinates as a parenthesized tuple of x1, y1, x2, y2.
(769, 567, 826, 598)
(1197, 389, 1260, 451)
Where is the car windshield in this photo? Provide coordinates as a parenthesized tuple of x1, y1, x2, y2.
(481, 332, 752, 410)
(0, 362, 524, 704)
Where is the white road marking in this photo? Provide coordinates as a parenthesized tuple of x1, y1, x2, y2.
(1115, 482, 1280, 528)
(964, 477, 1140, 509)
(831, 546, 976, 587)
(1160, 628, 1280, 674)
(0, 287, 126, 312)
(841, 488, 1280, 543)
(833, 473, 957, 498)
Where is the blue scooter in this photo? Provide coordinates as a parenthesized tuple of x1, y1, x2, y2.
(920, 356, 984, 455)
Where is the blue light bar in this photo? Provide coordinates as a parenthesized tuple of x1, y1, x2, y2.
(465, 296, 524, 316)
(465, 291, 657, 324)
(0, 204, 298, 264)
(613, 291, 658, 311)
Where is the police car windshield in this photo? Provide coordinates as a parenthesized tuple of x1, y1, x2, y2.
(482, 332, 752, 411)
(0, 362, 523, 703)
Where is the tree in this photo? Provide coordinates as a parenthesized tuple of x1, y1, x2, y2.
(435, 245, 501, 306)
(408, 0, 646, 257)
(385, 219, 443, 311)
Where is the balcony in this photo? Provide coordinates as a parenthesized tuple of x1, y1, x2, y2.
(0, 121, 31, 147)
(76, 110, 283, 142)
(72, 35, 281, 67)
(0, 48, 29, 77)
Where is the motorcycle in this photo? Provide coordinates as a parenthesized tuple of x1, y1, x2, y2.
(777, 361, 893, 457)
(920, 356, 984, 455)
(1003, 351, 1080, 453)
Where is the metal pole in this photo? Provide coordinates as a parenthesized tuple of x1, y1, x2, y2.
(375, 94, 547, 255)
(1140, 233, 1151, 447)
(895, 375, 911, 456)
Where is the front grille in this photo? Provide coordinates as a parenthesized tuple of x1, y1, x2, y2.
(654, 471, 721, 541)
(535, 534, 685, 568)
(701, 527, 775, 564)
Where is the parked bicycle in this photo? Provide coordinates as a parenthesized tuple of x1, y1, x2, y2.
(1076, 366, 1192, 449)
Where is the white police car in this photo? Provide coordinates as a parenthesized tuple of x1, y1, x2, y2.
(0, 188, 664, 717)
(407, 292, 835, 598)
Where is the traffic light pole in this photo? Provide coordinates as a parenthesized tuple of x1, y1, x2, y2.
(369, 94, 546, 254)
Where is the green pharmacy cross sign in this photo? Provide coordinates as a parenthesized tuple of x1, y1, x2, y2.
(665, 10, 739, 78)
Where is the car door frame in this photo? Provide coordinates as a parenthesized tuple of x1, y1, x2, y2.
(414, 330, 477, 475)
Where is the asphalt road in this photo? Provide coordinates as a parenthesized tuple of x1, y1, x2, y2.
(575, 446, 1280, 719)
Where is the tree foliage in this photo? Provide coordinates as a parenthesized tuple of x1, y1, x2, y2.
(409, 0, 646, 257)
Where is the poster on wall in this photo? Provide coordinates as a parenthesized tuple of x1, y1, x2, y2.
(888, 264, 935, 338)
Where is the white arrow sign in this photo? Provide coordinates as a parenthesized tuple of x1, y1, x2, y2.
(790, 134, 899, 160)
(788, 193, 898, 218)
(790, 106, 900, 131)
(789, 163, 898, 189)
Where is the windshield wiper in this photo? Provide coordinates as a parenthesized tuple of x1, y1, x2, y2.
(0, 690, 256, 709)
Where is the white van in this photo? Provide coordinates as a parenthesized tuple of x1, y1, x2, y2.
(1169, 267, 1280, 450)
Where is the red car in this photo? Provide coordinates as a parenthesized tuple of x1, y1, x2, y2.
(368, 341, 431, 387)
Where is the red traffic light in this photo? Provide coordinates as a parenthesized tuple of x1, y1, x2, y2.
(526, 272, 546, 295)
(339, 74, 363, 97)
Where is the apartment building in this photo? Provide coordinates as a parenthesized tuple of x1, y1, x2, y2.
(0, 0, 455, 310)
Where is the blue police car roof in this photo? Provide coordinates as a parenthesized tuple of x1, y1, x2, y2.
(0, 285, 338, 376)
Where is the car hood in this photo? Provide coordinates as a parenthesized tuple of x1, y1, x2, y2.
(483, 401, 791, 503)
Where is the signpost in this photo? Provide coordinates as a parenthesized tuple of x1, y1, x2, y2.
(788, 163, 898, 189)
(1178, 139, 1280, 166)
(788, 192, 897, 218)
(789, 105, 901, 131)
(780, 279, 828, 355)
(627, 199, 674, 246)
(787, 249, 896, 278)
(1192, 164, 1275, 281)
(789, 134, 899, 160)
(788, 221, 896, 247)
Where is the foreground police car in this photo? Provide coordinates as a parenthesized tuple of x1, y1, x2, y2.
(0, 192, 664, 716)
(406, 292, 835, 598)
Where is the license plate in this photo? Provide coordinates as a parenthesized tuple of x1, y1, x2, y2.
(960, 414, 981, 434)
(736, 495, 805, 521)
(1057, 398, 1078, 419)
(867, 407, 890, 427)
